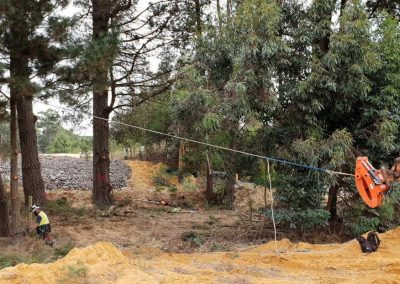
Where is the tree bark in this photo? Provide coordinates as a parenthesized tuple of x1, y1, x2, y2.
(227, 0, 231, 19)
(194, 0, 202, 36)
(10, 97, 20, 234)
(92, 0, 113, 207)
(205, 154, 214, 202)
(0, 170, 10, 237)
(216, 0, 222, 30)
(178, 141, 186, 171)
(9, 11, 46, 206)
(224, 130, 238, 209)
(224, 173, 236, 209)
(16, 96, 46, 205)
(327, 184, 338, 223)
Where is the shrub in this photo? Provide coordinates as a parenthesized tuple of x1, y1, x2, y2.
(0, 254, 45, 269)
(152, 166, 172, 187)
(54, 242, 75, 259)
(47, 198, 85, 218)
(181, 231, 204, 247)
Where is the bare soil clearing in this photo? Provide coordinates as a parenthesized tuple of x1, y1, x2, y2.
(0, 160, 399, 283)
(1, 229, 400, 283)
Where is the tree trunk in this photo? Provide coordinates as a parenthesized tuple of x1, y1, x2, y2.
(16, 96, 46, 205)
(224, 130, 238, 209)
(224, 173, 236, 209)
(205, 154, 214, 202)
(0, 170, 10, 237)
(178, 141, 186, 171)
(327, 184, 338, 223)
(216, 0, 222, 30)
(10, 98, 20, 234)
(227, 0, 231, 19)
(92, 0, 113, 207)
(194, 0, 202, 36)
(9, 16, 46, 206)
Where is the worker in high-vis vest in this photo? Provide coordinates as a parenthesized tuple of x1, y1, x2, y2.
(31, 205, 54, 247)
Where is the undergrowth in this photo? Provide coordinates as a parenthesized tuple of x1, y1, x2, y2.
(0, 253, 46, 269)
(47, 197, 85, 218)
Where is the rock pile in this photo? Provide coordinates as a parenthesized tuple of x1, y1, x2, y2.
(0, 156, 131, 190)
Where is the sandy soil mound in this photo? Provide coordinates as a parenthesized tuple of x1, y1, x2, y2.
(1, 228, 400, 283)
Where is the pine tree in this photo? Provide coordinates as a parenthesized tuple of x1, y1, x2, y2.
(1, 0, 71, 205)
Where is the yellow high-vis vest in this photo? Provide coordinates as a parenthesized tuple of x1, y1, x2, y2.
(38, 211, 50, 226)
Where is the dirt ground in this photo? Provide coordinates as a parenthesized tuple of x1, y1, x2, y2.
(1, 160, 399, 283)
(1, 227, 400, 283)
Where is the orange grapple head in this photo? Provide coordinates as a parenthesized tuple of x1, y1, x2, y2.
(355, 157, 390, 208)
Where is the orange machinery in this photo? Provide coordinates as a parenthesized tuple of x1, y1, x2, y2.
(355, 157, 391, 208)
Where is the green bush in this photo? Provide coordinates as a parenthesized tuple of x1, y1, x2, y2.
(152, 166, 172, 187)
(181, 231, 204, 247)
(262, 207, 330, 232)
(53, 242, 75, 259)
(168, 185, 178, 193)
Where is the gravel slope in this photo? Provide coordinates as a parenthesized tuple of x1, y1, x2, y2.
(0, 156, 131, 190)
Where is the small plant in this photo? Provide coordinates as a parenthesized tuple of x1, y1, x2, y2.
(0, 253, 45, 269)
(207, 215, 220, 226)
(168, 185, 178, 193)
(53, 242, 75, 259)
(182, 176, 197, 192)
(210, 243, 226, 251)
(152, 175, 171, 187)
(181, 231, 204, 247)
(67, 263, 88, 278)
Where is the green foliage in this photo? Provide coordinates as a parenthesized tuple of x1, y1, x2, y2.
(152, 166, 172, 187)
(66, 263, 87, 278)
(47, 198, 85, 218)
(168, 185, 178, 193)
(37, 109, 92, 154)
(181, 231, 204, 247)
(111, 0, 400, 236)
(0, 253, 45, 269)
(53, 242, 75, 259)
(182, 176, 197, 192)
(263, 207, 330, 232)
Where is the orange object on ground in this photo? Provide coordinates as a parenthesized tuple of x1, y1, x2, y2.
(355, 157, 390, 208)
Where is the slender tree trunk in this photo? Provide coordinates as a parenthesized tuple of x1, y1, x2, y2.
(216, 0, 222, 30)
(92, 0, 113, 207)
(327, 184, 338, 223)
(227, 0, 231, 19)
(194, 0, 202, 36)
(224, 173, 236, 209)
(10, 98, 20, 234)
(0, 170, 10, 237)
(205, 154, 214, 202)
(178, 141, 186, 171)
(224, 130, 238, 209)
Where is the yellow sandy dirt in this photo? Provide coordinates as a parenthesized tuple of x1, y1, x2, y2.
(1, 228, 400, 283)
